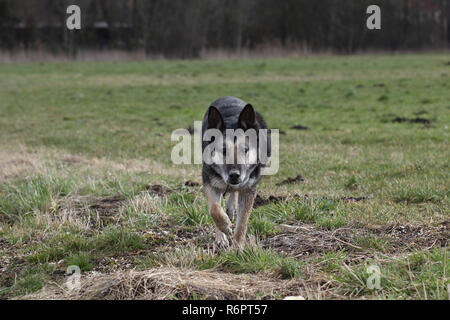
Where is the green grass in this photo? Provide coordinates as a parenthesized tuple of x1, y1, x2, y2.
(333, 247, 449, 299)
(137, 244, 303, 279)
(0, 53, 448, 299)
(64, 252, 94, 272)
(219, 246, 304, 279)
(0, 175, 72, 222)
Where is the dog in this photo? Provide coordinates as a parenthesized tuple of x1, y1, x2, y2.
(201, 96, 270, 248)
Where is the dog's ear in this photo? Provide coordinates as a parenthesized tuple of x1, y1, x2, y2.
(238, 104, 256, 130)
(207, 106, 224, 130)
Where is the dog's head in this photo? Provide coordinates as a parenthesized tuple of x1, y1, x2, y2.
(204, 104, 269, 188)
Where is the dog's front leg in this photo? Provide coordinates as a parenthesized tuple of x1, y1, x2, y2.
(204, 185, 232, 247)
(233, 189, 257, 248)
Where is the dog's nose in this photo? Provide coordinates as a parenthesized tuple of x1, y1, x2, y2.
(229, 170, 241, 184)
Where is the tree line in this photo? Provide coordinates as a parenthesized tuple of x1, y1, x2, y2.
(0, 0, 448, 58)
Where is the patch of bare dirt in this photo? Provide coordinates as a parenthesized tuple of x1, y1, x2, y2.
(339, 196, 366, 202)
(372, 222, 449, 249)
(88, 195, 126, 225)
(276, 174, 305, 186)
(263, 222, 448, 258)
(253, 194, 289, 208)
(0, 239, 27, 298)
(55, 195, 127, 228)
(253, 193, 366, 209)
(145, 184, 174, 196)
(19, 267, 323, 300)
(93, 251, 151, 274)
(184, 180, 200, 187)
(264, 224, 363, 257)
(145, 182, 200, 196)
(60, 155, 90, 166)
(290, 125, 309, 130)
(89, 195, 125, 214)
(391, 117, 431, 124)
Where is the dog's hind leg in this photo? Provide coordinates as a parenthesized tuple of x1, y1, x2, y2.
(204, 185, 232, 248)
(226, 191, 238, 221)
(233, 189, 257, 248)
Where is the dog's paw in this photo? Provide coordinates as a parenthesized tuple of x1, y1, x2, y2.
(232, 233, 246, 250)
(214, 232, 230, 250)
(232, 239, 245, 250)
(214, 218, 232, 236)
(221, 224, 233, 236)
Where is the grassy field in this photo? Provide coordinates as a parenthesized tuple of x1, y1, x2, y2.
(0, 53, 448, 299)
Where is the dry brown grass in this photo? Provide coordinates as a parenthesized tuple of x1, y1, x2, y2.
(0, 145, 197, 182)
(0, 147, 48, 181)
(18, 267, 323, 300)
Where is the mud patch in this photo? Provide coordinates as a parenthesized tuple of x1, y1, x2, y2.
(339, 196, 366, 202)
(253, 193, 366, 209)
(276, 174, 305, 186)
(372, 222, 448, 249)
(145, 182, 200, 195)
(84, 195, 126, 226)
(263, 222, 448, 258)
(89, 195, 125, 215)
(264, 224, 362, 257)
(291, 125, 309, 130)
(61, 155, 90, 166)
(145, 184, 173, 196)
(253, 194, 289, 208)
(56, 195, 126, 228)
(391, 117, 430, 124)
(184, 180, 200, 187)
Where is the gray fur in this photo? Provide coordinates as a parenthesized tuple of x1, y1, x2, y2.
(201, 96, 270, 247)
